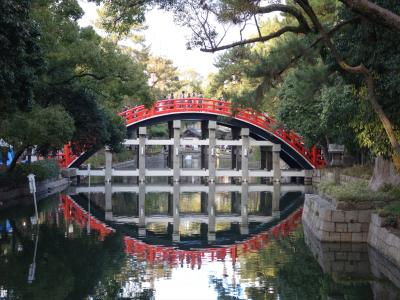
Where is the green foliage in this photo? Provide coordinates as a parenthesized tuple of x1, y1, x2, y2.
(0, 105, 75, 154)
(146, 55, 182, 99)
(148, 124, 169, 138)
(331, 0, 400, 157)
(0, 0, 43, 117)
(277, 63, 358, 149)
(318, 181, 396, 203)
(0, 159, 60, 188)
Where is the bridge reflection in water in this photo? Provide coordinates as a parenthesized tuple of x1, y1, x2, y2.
(62, 182, 306, 268)
(65, 182, 309, 244)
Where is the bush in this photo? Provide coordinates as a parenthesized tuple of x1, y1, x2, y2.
(0, 159, 60, 189)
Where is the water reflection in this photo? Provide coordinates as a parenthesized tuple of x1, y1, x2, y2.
(0, 188, 399, 299)
(67, 182, 306, 246)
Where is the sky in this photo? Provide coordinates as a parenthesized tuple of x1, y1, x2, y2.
(77, 0, 219, 78)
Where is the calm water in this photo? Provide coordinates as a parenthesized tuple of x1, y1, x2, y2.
(0, 184, 400, 300)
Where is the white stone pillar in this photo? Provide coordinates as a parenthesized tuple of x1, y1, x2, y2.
(241, 128, 249, 182)
(272, 144, 281, 183)
(208, 121, 217, 183)
(138, 127, 146, 183)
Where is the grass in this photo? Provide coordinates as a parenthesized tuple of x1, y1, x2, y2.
(318, 181, 397, 203)
(319, 181, 400, 222)
(341, 164, 373, 180)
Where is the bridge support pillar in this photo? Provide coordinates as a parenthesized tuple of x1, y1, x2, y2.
(173, 120, 181, 183)
(138, 182, 146, 237)
(241, 128, 249, 183)
(272, 181, 281, 217)
(260, 146, 267, 184)
(105, 146, 112, 184)
(240, 182, 249, 235)
(172, 182, 180, 242)
(201, 121, 208, 184)
(208, 121, 217, 183)
(105, 182, 113, 221)
(139, 127, 146, 183)
(304, 169, 313, 185)
(231, 192, 240, 214)
(231, 127, 240, 183)
(208, 182, 216, 242)
(272, 144, 281, 183)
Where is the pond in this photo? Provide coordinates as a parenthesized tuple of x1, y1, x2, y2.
(0, 182, 399, 300)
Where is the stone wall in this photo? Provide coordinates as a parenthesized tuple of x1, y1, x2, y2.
(312, 168, 369, 185)
(0, 177, 69, 209)
(304, 223, 400, 298)
(368, 213, 400, 266)
(302, 194, 371, 242)
(304, 223, 371, 279)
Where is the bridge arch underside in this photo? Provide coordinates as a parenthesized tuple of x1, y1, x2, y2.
(71, 112, 313, 169)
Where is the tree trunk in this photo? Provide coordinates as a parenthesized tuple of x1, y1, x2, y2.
(340, 0, 400, 32)
(7, 148, 26, 172)
(297, 0, 400, 172)
(369, 156, 400, 190)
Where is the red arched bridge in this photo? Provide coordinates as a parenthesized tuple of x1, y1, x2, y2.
(60, 98, 325, 169)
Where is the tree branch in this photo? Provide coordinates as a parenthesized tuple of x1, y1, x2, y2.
(256, 4, 311, 32)
(201, 25, 305, 52)
(56, 73, 107, 85)
(340, 0, 400, 32)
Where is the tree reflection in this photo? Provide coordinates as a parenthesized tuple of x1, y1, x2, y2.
(0, 211, 125, 299)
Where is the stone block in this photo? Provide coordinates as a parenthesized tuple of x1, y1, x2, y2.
(345, 211, 358, 223)
(345, 263, 356, 273)
(332, 211, 345, 222)
(358, 210, 371, 223)
(335, 223, 348, 233)
(335, 251, 348, 260)
(319, 230, 330, 241)
(320, 221, 335, 232)
(340, 233, 352, 242)
(320, 208, 332, 221)
(348, 223, 362, 233)
(348, 252, 361, 261)
(323, 252, 335, 262)
(329, 232, 341, 242)
(361, 223, 370, 232)
(352, 233, 364, 243)
(352, 243, 368, 252)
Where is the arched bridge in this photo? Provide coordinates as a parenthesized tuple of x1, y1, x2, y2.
(61, 98, 325, 169)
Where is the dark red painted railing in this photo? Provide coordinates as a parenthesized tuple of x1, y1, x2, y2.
(59, 98, 325, 168)
(61, 194, 115, 239)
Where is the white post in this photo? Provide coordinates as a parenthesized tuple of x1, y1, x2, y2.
(27, 174, 38, 224)
(87, 164, 91, 234)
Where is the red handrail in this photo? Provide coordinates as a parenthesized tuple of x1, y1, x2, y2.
(60, 98, 325, 168)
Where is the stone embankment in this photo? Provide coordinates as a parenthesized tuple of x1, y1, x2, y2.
(0, 177, 69, 209)
(302, 194, 371, 243)
(303, 167, 400, 268)
(303, 189, 400, 268)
